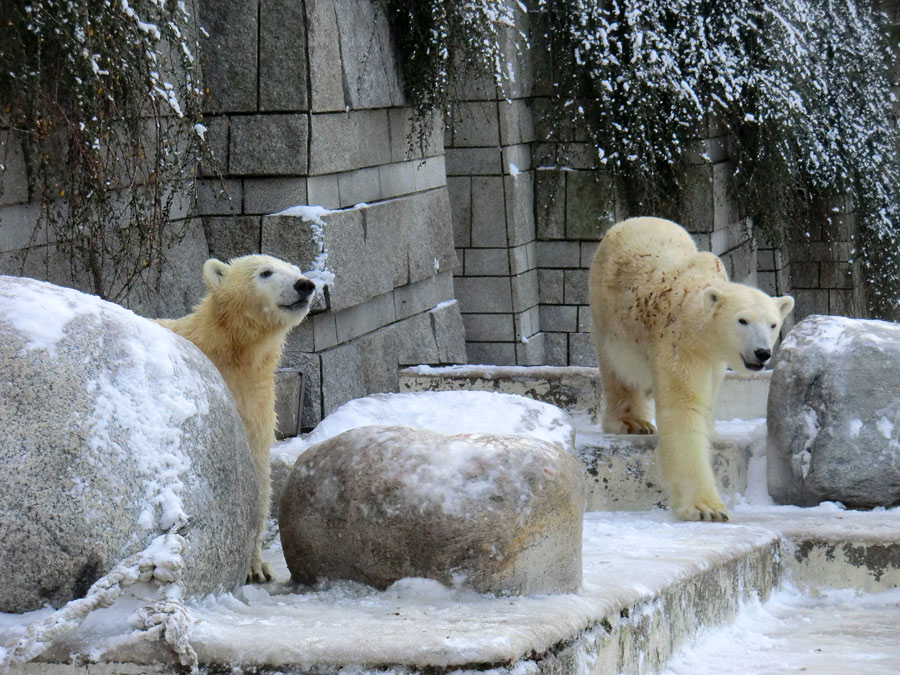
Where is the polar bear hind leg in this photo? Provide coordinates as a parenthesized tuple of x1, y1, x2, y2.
(599, 340, 656, 435)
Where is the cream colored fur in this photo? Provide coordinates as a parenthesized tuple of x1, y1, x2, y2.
(589, 217, 794, 521)
(157, 254, 315, 582)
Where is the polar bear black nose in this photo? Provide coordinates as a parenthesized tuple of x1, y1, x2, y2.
(294, 278, 316, 297)
(754, 348, 771, 362)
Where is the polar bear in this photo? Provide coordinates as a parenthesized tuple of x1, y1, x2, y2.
(589, 217, 793, 521)
(157, 255, 315, 582)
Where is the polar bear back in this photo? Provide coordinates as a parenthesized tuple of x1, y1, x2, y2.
(590, 217, 728, 340)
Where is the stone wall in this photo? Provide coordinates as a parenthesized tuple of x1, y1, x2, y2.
(444, 9, 543, 368)
(0, 136, 207, 320)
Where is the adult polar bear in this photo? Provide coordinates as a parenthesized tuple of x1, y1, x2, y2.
(589, 217, 793, 522)
(158, 255, 315, 582)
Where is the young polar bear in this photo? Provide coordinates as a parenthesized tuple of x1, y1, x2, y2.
(158, 254, 315, 582)
(589, 217, 794, 522)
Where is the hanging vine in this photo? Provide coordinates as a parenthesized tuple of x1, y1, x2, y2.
(383, 0, 900, 319)
(0, 0, 208, 301)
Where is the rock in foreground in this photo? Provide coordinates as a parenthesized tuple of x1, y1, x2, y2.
(270, 389, 576, 509)
(0, 276, 258, 613)
(279, 425, 584, 595)
(768, 314, 900, 507)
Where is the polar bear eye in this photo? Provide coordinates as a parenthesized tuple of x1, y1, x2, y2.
(770, 323, 777, 329)
(260, 270, 273, 279)
(738, 318, 748, 326)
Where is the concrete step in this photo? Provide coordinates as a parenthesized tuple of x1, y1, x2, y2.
(10, 508, 898, 674)
(399, 365, 772, 422)
(577, 420, 766, 513)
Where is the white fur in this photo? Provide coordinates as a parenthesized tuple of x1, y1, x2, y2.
(158, 255, 315, 582)
(589, 217, 794, 521)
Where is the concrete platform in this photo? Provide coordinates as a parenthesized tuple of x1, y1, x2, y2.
(576, 420, 764, 512)
(6, 507, 898, 674)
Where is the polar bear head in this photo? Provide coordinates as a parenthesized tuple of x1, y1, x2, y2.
(202, 254, 316, 331)
(704, 283, 794, 374)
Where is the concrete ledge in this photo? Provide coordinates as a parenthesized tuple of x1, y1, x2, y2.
(400, 364, 603, 419)
(8, 509, 898, 673)
(399, 365, 771, 421)
(737, 508, 900, 593)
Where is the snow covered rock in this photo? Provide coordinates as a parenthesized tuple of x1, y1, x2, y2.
(767, 315, 900, 507)
(279, 425, 584, 595)
(270, 390, 576, 507)
(0, 276, 259, 613)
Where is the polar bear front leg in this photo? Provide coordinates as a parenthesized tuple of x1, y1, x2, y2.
(654, 368, 729, 522)
(248, 446, 275, 583)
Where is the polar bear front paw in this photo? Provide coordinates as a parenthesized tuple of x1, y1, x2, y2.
(675, 496, 730, 523)
(247, 558, 274, 584)
(604, 416, 657, 435)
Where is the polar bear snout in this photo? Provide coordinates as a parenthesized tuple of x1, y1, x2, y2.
(754, 348, 771, 362)
(294, 277, 315, 298)
(280, 276, 315, 312)
(741, 347, 771, 371)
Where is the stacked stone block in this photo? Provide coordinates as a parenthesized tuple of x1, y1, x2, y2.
(444, 5, 767, 368)
(444, 5, 543, 367)
(783, 202, 865, 320)
(196, 0, 466, 430)
(447, 102, 542, 365)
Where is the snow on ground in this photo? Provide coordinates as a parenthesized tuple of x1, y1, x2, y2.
(663, 584, 900, 675)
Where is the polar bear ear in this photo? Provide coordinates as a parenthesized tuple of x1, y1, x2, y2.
(776, 295, 795, 319)
(202, 258, 229, 292)
(703, 286, 723, 310)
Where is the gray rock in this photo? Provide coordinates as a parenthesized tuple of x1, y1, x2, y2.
(0, 277, 258, 613)
(768, 315, 900, 507)
(279, 425, 583, 595)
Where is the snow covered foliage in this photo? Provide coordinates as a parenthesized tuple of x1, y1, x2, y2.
(0, 0, 207, 301)
(538, 0, 900, 318)
(380, 0, 520, 147)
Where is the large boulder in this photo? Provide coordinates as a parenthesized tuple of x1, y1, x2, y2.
(270, 390, 576, 506)
(0, 276, 258, 613)
(768, 314, 900, 507)
(279, 425, 584, 595)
